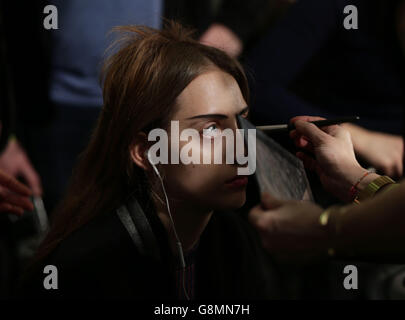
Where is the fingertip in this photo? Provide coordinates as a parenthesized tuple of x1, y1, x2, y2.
(256, 216, 271, 232)
(9, 207, 24, 217)
(28, 202, 34, 212)
(289, 116, 299, 124)
(20, 197, 34, 212)
(31, 183, 43, 197)
(289, 129, 297, 139)
(260, 192, 283, 210)
(248, 205, 263, 224)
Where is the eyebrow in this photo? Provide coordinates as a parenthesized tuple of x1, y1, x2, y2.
(185, 106, 249, 120)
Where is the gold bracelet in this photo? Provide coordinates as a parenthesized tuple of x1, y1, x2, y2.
(354, 176, 396, 204)
(319, 205, 354, 257)
(319, 205, 343, 257)
(318, 207, 334, 227)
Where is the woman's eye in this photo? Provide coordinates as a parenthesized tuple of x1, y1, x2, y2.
(203, 124, 222, 137)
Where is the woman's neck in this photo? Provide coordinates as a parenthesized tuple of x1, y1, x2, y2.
(155, 199, 213, 254)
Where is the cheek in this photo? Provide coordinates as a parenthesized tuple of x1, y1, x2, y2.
(166, 164, 224, 197)
(164, 164, 247, 210)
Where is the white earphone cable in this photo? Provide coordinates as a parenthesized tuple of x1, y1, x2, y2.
(149, 154, 190, 300)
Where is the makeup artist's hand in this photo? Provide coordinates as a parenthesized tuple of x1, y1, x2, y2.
(342, 124, 403, 179)
(0, 169, 34, 216)
(249, 193, 328, 261)
(290, 116, 379, 202)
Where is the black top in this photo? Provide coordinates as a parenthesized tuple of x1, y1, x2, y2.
(247, 0, 405, 135)
(18, 196, 280, 299)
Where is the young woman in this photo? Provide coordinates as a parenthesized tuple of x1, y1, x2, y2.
(19, 22, 279, 299)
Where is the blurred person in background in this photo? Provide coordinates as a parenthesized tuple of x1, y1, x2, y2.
(0, 1, 42, 199)
(200, 0, 294, 58)
(0, 1, 38, 296)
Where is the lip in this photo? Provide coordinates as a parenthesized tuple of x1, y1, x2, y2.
(225, 176, 248, 188)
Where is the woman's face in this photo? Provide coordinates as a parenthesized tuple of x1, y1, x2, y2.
(157, 68, 250, 213)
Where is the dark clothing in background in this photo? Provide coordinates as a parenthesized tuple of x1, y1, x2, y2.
(0, 10, 11, 152)
(0, 1, 40, 297)
(215, 0, 274, 49)
(247, 0, 405, 135)
(24, 105, 100, 212)
(49, 0, 163, 107)
(0, 1, 43, 151)
(19, 197, 280, 299)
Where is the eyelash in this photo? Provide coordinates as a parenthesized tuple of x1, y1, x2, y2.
(199, 110, 249, 136)
(201, 123, 221, 137)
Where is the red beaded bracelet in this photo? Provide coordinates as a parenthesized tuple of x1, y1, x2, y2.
(349, 171, 371, 201)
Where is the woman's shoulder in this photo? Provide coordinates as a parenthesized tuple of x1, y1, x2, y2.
(50, 209, 136, 267)
(19, 209, 144, 298)
(18, 196, 175, 298)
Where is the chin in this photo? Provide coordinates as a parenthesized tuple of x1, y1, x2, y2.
(216, 189, 247, 211)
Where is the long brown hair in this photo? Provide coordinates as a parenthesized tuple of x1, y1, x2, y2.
(33, 21, 250, 265)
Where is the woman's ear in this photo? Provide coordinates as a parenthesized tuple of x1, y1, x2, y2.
(130, 132, 150, 171)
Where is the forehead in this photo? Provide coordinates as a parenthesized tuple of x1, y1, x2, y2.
(173, 69, 246, 120)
